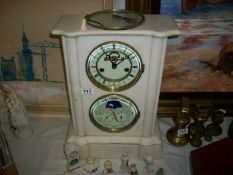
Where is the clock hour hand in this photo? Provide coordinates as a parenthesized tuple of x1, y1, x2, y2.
(112, 63, 117, 69)
(116, 56, 128, 66)
(111, 109, 118, 122)
(104, 51, 122, 69)
(104, 53, 117, 69)
(105, 114, 111, 121)
(112, 57, 126, 69)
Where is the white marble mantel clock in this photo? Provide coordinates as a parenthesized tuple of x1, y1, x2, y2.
(52, 10, 180, 164)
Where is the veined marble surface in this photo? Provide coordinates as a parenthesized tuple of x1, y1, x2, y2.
(3, 116, 232, 175)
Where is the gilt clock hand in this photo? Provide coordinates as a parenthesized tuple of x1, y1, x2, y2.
(112, 63, 117, 69)
(111, 109, 118, 122)
(116, 56, 128, 66)
(104, 51, 122, 69)
(105, 114, 112, 121)
(112, 57, 127, 69)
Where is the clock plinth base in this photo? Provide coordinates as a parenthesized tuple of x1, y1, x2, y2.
(65, 125, 162, 161)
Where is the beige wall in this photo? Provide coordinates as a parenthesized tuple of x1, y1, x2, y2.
(0, 0, 119, 117)
(0, 0, 104, 81)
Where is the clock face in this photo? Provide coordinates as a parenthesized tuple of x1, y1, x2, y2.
(89, 94, 140, 132)
(86, 41, 143, 92)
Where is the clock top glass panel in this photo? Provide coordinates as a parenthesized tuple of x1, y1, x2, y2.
(86, 41, 144, 92)
(85, 9, 145, 30)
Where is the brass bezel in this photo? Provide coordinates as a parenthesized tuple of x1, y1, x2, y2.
(85, 9, 145, 30)
(89, 94, 140, 133)
(86, 41, 144, 92)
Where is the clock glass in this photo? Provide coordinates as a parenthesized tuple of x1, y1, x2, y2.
(89, 94, 140, 132)
(86, 41, 143, 91)
(85, 9, 145, 30)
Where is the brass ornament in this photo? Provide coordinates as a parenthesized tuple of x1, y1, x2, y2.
(166, 97, 191, 146)
(206, 109, 225, 137)
(189, 107, 210, 147)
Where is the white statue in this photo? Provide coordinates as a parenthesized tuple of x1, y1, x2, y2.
(0, 83, 32, 140)
(120, 152, 129, 172)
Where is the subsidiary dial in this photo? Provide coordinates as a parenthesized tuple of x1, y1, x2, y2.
(89, 94, 140, 132)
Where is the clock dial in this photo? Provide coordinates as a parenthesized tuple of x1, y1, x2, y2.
(89, 94, 140, 132)
(86, 41, 143, 91)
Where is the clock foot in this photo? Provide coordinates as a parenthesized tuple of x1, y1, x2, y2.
(64, 142, 81, 171)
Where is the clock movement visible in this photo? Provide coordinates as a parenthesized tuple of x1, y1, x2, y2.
(52, 9, 180, 170)
(86, 41, 143, 91)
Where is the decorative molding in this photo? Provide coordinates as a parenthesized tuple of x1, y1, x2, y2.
(26, 96, 233, 118)
(26, 105, 70, 118)
(159, 93, 233, 118)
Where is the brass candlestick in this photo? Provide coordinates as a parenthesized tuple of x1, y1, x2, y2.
(166, 97, 191, 146)
(228, 119, 233, 138)
(206, 109, 225, 137)
(189, 107, 210, 147)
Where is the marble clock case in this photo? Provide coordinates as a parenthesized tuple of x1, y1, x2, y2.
(52, 14, 180, 160)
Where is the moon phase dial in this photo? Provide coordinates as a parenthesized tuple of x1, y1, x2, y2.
(89, 94, 140, 132)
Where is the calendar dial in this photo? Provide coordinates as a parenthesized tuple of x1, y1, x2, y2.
(89, 94, 140, 132)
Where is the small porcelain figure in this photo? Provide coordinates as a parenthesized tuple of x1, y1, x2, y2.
(83, 156, 98, 173)
(129, 163, 138, 175)
(144, 156, 155, 173)
(156, 168, 164, 175)
(102, 160, 113, 175)
(120, 152, 129, 171)
(0, 84, 32, 140)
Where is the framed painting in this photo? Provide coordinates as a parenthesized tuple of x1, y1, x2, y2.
(159, 0, 233, 117)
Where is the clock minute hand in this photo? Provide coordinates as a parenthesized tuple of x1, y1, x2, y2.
(111, 109, 118, 122)
(112, 57, 126, 69)
(116, 57, 127, 66)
